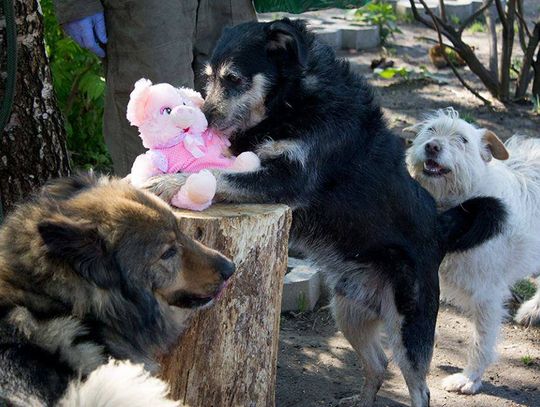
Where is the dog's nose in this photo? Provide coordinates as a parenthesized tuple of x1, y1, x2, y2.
(215, 256, 236, 281)
(425, 141, 441, 155)
(202, 103, 217, 125)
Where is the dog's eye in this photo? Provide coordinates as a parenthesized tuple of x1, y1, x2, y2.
(161, 246, 177, 260)
(161, 107, 172, 115)
(225, 73, 242, 85)
(460, 136, 468, 144)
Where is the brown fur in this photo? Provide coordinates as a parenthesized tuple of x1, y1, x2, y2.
(0, 173, 234, 372)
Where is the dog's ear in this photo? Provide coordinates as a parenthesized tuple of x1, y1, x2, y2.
(481, 130, 509, 161)
(402, 123, 422, 134)
(265, 19, 308, 69)
(38, 217, 119, 288)
(41, 172, 99, 201)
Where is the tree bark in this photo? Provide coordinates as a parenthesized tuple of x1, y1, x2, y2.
(515, 22, 540, 99)
(500, 0, 516, 101)
(485, 0, 499, 79)
(161, 204, 292, 407)
(0, 0, 70, 215)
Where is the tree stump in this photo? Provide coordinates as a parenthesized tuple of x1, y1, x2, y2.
(160, 204, 292, 407)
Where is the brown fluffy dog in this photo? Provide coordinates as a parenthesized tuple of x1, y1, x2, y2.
(0, 173, 234, 406)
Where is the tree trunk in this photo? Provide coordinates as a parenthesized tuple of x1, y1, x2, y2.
(515, 22, 539, 99)
(500, 0, 516, 102)
(485, 0, 499, 79)
(0, 0, 70, 215)
(161, 204, 292, 407)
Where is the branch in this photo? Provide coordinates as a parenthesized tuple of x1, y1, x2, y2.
(458, 0, 494, 35)
(515, 0, 532, 39)
(515, 22, 540, 99)
(418, 0, 492, 104)
(515, 0, 530, 53)
(499, 0, 516, 102)
(494, 0, 508, 31)
(438, 0, 447, 23)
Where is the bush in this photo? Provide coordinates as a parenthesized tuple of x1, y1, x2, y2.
(42, 0, 112, 172)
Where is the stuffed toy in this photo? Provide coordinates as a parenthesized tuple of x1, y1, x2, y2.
(126, 78, 260, 211)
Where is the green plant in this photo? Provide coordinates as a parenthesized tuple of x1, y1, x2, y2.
(354, 1, 401, 45)
(42, 0, 112, 172)
(374, 66, 411, 79)
(460, 112, 477, 124)
(513, 279, 537, 301)
(533, 95, 540, 115)
(450, 15, 461, 26)
(297, 292, 309, 313)
(521, 355, 534, 367)
(469, 21, 486, 33)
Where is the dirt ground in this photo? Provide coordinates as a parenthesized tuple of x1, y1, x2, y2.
(275, 6, 540, 407)
(277, 305, 540, 407)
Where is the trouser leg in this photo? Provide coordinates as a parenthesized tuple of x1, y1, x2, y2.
(102, 0, 198, 175)
(193, 0, 256, 93)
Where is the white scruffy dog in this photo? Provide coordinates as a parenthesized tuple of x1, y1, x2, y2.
(405, 107, 540, 395)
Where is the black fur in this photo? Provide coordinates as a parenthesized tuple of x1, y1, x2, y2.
(202, 19, 506, 405)
(438, 196, 507, 252)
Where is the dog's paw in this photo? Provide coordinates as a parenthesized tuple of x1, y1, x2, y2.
(514, 296, 540, 327)
(442, 373, 482, 394)
(141, 173, 190, 203)
(337, 394, 374, 407)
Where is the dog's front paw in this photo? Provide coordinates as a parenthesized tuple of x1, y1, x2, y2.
(442, 373, 482, 394)
(141, 173, 190, 203)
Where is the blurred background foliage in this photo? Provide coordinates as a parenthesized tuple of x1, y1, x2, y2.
(42, 0, 111, 172)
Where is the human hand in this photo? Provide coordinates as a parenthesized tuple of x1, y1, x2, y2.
(63, 12, 107, 58)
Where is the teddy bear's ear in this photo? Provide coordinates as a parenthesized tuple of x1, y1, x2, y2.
(127, 78, 153, 126)
(178, 87, 205, 108)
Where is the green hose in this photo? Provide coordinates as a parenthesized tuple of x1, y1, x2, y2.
(0, 0, 17, 223)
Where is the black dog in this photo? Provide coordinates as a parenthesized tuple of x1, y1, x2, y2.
(146, 19, 506, 407)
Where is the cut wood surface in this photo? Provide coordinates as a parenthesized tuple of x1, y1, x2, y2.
(160, 204, 292, 407)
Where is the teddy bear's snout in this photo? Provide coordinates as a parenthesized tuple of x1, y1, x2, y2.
(171, 106, 208, 132)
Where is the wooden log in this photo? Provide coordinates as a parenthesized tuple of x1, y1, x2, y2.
(160, 204, 292, 407)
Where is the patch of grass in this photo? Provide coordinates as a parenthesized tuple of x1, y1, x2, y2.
(297, 292, 309, 313)
(521, 355, 534, 367)
(469, 21, 486, 33)
(513, 279, 537, 301)
(461, 112, 477, 124)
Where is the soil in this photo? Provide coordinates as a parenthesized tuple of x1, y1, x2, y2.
(275, 4, 540, 407)
(277, 305, 540, 407)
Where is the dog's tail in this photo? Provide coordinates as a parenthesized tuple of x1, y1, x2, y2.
(437, 197, 507, 253)
(57, 359, 181, 407)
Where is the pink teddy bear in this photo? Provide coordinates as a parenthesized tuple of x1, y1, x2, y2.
(127, 78, 260, 211)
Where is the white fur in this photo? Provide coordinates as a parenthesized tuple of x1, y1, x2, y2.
(406, 108, 540, 394)
(57, 360, 180, 407)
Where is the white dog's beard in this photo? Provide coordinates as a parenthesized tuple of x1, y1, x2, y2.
(410, 160, 475, 209)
